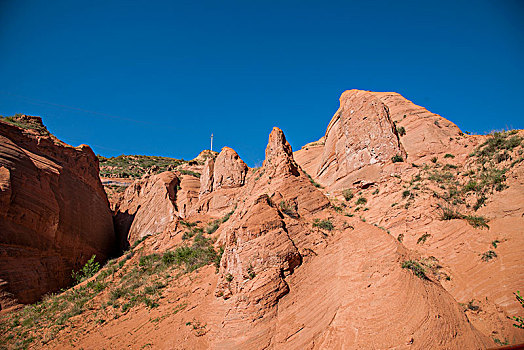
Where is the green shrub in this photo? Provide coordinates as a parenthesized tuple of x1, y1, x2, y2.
(279, 200, 298, 218)
(173, 233, 220, 272)
(444, 153, 455, 158)
(71, 255, 100, 285)
(205, 220, 220, 234)
(431, 156, 438, 163)
(312, 219, 334, 231)
(510, 291, 524, 329)
(139, 254, 161, 267)
(131, 234, 151, 249)
(401, 260, 427, 279)
(472, 131, 522, 162)
(402, 190, 411, 199)
(356, 197, 367, 206)
(463, 180, 480, 193)
(342, 188, 354, 201)
(481, 250, 497, 262)
(396, 126, 406, 136)
(391, 154, 404, 163)
(247, 265, 256, 279)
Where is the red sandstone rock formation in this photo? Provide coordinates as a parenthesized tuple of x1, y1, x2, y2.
(0, 116, 116, 306)
(316, 90, 405, 186)
(114, 171, 180, 245)
(4, 91, 523, 349)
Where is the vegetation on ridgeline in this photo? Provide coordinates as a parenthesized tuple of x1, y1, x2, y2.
(0, 114, 50, 136)
(98, 154, 187, 178)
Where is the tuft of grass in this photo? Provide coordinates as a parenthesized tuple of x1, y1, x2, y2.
(491, 240, 500, 249)
(402, 190, 411, 199)
(396, 126, 406, 136)
(444, 153, 455, 159)
(312, 219, 334, 231)
(221, 209, 235, 223)
(472, 131, 522, 162)
(417, 233, 431, 244)
(303, 171, 323, 188)
(179, 169, 201, 178)
(464, 215, 489, 229)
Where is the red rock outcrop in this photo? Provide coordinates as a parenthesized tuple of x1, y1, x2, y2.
(0, 116, 116, 305)
(313, 90, 405, 188)
(198, 157, 214, 195)
(194, 147, 248, 217)
(114, 171, 180, 245)
(373, 91, 466, 160)
(212, 147, 248, 190)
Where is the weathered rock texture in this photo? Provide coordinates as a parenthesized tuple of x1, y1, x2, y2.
(194, 146, 248, 217)
(114, 171, 180, 245)
(315, 90, 405, 188)
(0, 116, 115, 305)
(212, 147, 248, 190)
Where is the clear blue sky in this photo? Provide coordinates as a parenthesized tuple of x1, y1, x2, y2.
(1, 0, 523, 166)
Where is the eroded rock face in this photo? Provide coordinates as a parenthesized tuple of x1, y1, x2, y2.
(372, 91, 464, 159)
(199, 157, 214, 195)
(316, 90, 405, 186)
(114, 171, 180, 246)
(264, 127, 300, 176)
(0, 117, 116, 305)
(212, 147, 248, 190)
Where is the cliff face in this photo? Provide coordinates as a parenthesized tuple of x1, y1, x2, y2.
(0, 116, 116, 305)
